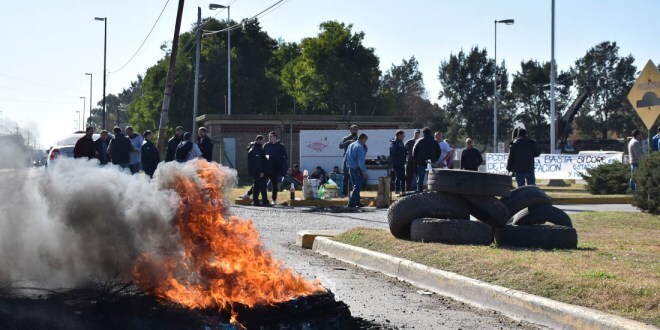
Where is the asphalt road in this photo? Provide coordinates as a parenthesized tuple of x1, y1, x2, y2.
(231, 202, 640, 328)
(231, 204, 543, 329)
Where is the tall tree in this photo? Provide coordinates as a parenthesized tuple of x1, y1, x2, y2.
(511, 60, 573, 142)
(573, 41, 638, 138)
(438, 47, 513, 150)
(380, 56, 426, 117)
(281, 21, 380, 114)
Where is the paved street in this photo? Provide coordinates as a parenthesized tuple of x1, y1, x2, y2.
(231, 202, 640, 328)
(232, 205, 540, 329)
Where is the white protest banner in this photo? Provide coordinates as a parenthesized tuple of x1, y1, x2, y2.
(485, 153, 624, 180)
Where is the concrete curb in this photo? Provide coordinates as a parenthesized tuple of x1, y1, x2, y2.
(312, 237, 655, 330)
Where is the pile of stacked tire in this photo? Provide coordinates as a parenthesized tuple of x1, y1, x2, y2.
(387, 169, 577, 249)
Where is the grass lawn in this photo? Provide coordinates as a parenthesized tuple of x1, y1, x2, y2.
(333, 212, 660, 326)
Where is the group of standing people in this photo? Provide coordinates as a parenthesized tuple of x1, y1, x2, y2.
(246, 131, 289, 207)
(73, 125, 214, 178)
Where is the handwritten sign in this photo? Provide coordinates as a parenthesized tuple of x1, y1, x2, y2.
(485, 153, 623, 179)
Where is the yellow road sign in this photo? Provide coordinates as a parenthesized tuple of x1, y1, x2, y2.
(627, 60, 660, 129)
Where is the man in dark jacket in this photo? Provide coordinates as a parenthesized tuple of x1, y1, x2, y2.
(460, 138, 483, 171)
(73, 126, 96, 159)
(339, 125, 358, 196)
(165, 126, 184, 162)
(404, 129, 420, 193)
(389, 130, 407, 195)
(507, 128, 541, 186)
(263, 131, 288, 205)
(141, 130, 159, 178)
(412, 127, 440, 192)
(247, 135, 270, 207)
(197, 127, 214, 162)
(107, 127, 134, 169)
(94, 130, 112, 165)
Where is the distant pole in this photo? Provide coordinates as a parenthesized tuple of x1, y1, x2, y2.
(94, 17, 108, 129)
(76, 111, 81, 131)
(227, 6, 231, 115)
(193, 6, 202, 140)
(494, 20, 497, 152)
(79, 97, 85, 129)
(493, 19, 514, 152)
(156, 0, 186, 154)
(85, 73, 92, 127)
(550, 0, 557, 154)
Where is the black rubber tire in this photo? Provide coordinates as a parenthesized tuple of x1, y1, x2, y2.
(510, 204, 573, 227)
(427, 169, 512, 197)
(500, 186, 552, 217)
(388, 192, 469, 239)
(461, 194, 510, 228)
(410, 218, 493, 245)
(494, 225, 578, 249)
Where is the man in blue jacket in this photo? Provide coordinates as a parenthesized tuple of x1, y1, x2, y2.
(345, 133, 368, 208)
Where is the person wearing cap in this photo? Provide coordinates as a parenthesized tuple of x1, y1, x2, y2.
(175, 132, 203, 163)
(141, 130, 159, 177)
(460, 138, 483, 171)
(165, 126, 185, 162)
(389, 130, 406, 195)
(405, 129, 421, 192)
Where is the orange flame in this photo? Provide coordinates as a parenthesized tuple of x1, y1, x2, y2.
(132, 160, 325, 317)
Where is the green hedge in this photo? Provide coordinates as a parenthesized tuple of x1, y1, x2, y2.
(581, 162, 630, 195)
(630, 152, 660, 214)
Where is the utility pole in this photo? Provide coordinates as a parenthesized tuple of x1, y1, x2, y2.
(550, 0, 557, 154)
(192, 6, 202, 140)
(157, 0, 186, 154)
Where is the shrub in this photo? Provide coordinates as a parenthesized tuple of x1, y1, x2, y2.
(581, 162, 630, 195)
(630, 152, 660, 214)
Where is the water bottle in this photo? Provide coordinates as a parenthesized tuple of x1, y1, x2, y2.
(319, 185, 326, 200)
(426, 160, 432, 172)
(290, 183, 295, 201)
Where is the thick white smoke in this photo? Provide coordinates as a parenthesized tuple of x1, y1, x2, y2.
(0, 156, 237, 290)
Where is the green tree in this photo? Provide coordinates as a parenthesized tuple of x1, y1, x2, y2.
(573, 41, 639, 138)
(380, 56, 426, 117)
(281, 21, 380, 114)
(511, 60, 573, 141)
(438, 47, 513, 150)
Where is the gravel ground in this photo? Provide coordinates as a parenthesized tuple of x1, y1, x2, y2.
(231, 204, 540, 329)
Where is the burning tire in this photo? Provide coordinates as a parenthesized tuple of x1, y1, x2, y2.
(510, 204, 573, 227)
(427, 169, 512, 197)
(410, 218, 493, 245)
(500, 185, 552, 216)
(494, 225, 578, 249)
(461, 194, 510, 228)
(388, 192, 469, 239)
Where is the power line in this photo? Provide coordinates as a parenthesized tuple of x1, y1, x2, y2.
(109, 0, 171, 73)
(203, 0, 286, 36)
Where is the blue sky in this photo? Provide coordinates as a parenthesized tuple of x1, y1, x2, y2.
(0, 0, 657, 148)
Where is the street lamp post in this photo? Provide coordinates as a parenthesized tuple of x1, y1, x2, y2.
(94, 17, 107, 129)
(550, 0, 557, 153)
(209, 3, 231, 115)
(494, 19, 514, 152)
(79, 97, 85, 130)
(85, 73, 92, 127)
(75, 112, 81, 131)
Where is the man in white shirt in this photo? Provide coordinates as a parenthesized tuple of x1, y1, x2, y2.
(434, 131, 454, 168)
